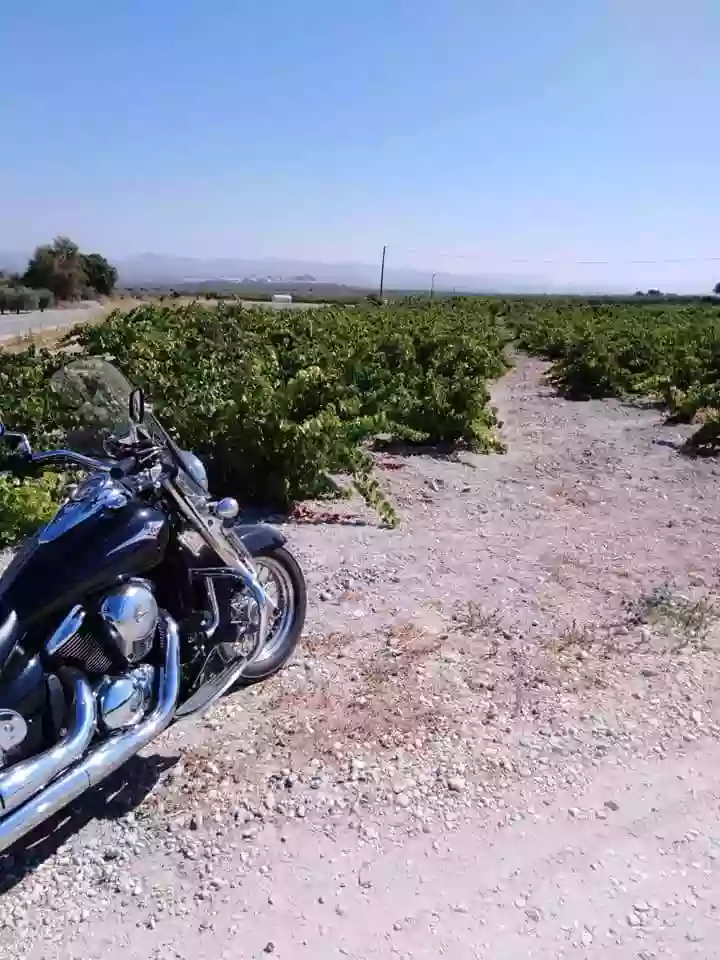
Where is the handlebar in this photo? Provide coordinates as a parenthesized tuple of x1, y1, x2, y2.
(31, 450, 112, 473)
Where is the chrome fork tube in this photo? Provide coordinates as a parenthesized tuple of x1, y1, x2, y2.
(162, 479, 270, 642)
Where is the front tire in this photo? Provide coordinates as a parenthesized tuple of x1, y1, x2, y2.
(239, 546, 306, 684)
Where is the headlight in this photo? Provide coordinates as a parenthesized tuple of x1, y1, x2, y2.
(180, 450, 209, 492)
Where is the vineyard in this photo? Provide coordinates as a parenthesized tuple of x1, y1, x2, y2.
(0, 298, 508, 542)
(0, 296, 719, 546)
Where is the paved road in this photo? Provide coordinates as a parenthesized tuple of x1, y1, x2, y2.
(0, 303, 106, 341)
(0, 299, 326, 342)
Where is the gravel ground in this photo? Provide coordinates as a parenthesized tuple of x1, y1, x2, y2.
(1, 356, 719, 958)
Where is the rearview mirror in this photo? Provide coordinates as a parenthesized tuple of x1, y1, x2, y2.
(129, 388, 145, 425)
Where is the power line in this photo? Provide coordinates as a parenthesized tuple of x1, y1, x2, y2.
(393, 247, 720, 267)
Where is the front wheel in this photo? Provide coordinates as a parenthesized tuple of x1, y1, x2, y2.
(239, 546, 306, 684)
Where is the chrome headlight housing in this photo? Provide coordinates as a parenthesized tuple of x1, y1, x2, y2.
(180, 450, 209, 492)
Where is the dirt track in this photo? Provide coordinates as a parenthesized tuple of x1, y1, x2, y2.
(1, 357, 719, 958)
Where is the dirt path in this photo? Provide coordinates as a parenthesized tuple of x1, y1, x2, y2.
(1, 357, 719, 958)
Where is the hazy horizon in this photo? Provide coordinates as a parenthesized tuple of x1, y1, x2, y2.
(2, 2, 719, 294)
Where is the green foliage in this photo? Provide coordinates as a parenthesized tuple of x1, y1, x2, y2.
(21, 236, 118, 301)
(0, 473, 67, 547)
(81, 253, 118, 297)
(0, 286, 40, 314)
(23, 236, 87, 301)
(503, 298, 720, 443)
(37, 289, 53, 311)
(0, 300, 507, 528)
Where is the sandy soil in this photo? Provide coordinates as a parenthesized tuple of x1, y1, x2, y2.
(1, 357, 719, 959)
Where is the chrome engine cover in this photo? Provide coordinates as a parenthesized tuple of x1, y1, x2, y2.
(99, 580, 159, 663)
(0, 710, 28, 766)
(97, 665, 155, 731)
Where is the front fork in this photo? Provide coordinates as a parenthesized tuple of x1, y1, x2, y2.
(162, 479, 273, 646)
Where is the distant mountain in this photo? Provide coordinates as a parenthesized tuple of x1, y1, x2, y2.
(114, 253, 551, 293)
(1, 249, 629, 295)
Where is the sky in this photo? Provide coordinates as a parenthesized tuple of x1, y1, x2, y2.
(1, 0, 719, 292)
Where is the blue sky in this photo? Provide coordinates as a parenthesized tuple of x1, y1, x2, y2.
(1, 0, 718, 291)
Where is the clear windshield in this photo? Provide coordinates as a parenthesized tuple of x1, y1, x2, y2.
(49, 357, 172, 458)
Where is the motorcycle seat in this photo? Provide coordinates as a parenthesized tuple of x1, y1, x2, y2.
(0, 610, 22, 669)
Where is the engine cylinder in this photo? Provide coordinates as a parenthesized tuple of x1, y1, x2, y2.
(99, 580, 158, 662)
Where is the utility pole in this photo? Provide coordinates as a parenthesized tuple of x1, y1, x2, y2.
(430, 272, 436, 298)
(379, 244, 387, 299)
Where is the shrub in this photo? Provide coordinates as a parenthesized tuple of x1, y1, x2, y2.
(0, 300, 508, 531)
(0, 473, 67, 547)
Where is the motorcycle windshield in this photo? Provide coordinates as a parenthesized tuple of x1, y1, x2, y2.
(49, 358, 174, 458)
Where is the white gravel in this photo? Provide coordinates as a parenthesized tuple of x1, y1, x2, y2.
(1, 356, 719, 958)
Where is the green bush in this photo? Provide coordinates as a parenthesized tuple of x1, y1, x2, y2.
(0, 299, 508, 529)
(0, 286, 39, 314)
(503, 298, 720, 444)
(0, 473, 67, 547)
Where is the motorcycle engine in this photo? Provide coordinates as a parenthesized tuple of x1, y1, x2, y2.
(99, 580, 159, 663)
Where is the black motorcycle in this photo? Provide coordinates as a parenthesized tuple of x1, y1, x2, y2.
(0, 357, 306, 854)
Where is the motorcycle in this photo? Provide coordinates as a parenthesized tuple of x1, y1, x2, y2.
(0, 357, 306, 854)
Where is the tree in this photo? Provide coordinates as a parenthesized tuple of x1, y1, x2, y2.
(23, 236, 87, 301)
(713, 282, 720, 296)
(81, 252, 118, 297)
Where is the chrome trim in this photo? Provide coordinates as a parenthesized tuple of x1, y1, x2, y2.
(45, 606, 85, 657)
(97, 665, 155, 731)
(99, 581, 158, 661)
(32, 450, 111, 473)
(0, 671, 96, 816)
(162, 479, 270, 643)
(203, 576, 221, 639)
(0, 613, 180, 855)
(0, 711, 28, 754)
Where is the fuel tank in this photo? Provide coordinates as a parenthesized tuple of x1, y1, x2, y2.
(0, 489, 170, 627)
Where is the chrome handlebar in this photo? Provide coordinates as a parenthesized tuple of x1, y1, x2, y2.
(31, 450, 112, 473)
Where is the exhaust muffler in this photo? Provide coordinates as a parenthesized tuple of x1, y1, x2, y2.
(0, 613, 180, 855)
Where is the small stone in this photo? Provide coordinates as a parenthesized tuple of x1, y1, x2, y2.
(396, 794, 411, 809)
(263, 943, 275, 954)
(446, 776, 466, 793)
(524, 907, 542, 923)
(691, 709, 703, 725)
(604, 800, 620, 812)
(393, 921, 403, 932)
(320, 591, 333, 602)
(581, 928, 593, 946)
(627, 912, 642, 927)
(190, 812, 203, 831)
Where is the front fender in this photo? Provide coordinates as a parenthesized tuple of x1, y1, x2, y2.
(227, 523, 286, 556)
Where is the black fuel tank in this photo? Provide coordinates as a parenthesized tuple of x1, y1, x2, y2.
(0, 499, 170, 625)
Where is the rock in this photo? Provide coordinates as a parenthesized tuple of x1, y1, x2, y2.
(604, 799, 620, 812)
(263, 942, 275, 954)
(524, 907, 542, 923)
(396, 794, 411, 809)
(446, 776, 466, 793)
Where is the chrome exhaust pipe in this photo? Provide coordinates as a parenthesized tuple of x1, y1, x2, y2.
(0, 613, 180, 855)
(0, 670, 95, 816)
